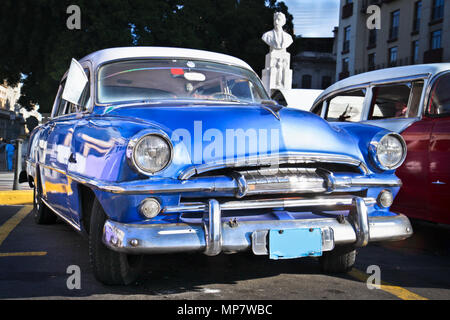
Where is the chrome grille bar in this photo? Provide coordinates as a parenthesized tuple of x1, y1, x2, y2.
(241, 167, 326, 195)
(163, 196, 377, 213)
(178, 152, 369, 180)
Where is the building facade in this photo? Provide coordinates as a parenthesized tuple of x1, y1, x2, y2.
(292, 37, 336, 89)
(0, 82, 25, 143)
(0, 81, 21, 111)
(336, 0, 450, 80)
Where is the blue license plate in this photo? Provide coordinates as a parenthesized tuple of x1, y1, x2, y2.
(269, 228, 323, 260)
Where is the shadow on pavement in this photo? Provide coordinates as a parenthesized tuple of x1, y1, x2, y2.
(0, 207, 449, 299)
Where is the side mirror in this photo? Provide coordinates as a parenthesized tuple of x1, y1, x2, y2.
(62, 58, 88, 106)
(19, 170, 28, 184)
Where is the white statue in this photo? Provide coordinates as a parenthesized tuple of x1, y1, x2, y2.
(261, 12, 293, 92)
(262, 12, 294, 51)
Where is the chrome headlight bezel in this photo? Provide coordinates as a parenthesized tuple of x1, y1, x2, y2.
(126, 130, 173, 176)
(369, 132, 407, 171)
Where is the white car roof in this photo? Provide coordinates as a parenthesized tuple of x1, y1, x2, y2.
(79, 46, 254, 72)
(315, 63, 450, 105)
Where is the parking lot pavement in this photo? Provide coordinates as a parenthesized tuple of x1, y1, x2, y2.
(0, 205, 449, 300)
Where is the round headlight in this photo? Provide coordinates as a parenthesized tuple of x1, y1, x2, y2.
(129, 133, 172, 175)
(371, 133, 406, 170)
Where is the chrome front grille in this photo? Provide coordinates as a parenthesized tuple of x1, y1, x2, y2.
(237, 167, 327, 195)
(178, 152, 370, 180)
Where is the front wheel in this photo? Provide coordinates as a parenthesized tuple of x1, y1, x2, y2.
(319, 245, 356, 273)
(89, 199, 143, 285)
(33, 187, 57, 225)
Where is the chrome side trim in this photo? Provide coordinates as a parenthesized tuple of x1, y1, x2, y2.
(39, 162, 67, 176)
(178, 152, 370, 180)
(41, 198, 81, 232)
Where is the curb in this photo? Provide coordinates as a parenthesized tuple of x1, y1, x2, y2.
(0, 190, 33, 205)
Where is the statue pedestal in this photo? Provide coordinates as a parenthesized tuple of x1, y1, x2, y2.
(261, 49, 292, 93)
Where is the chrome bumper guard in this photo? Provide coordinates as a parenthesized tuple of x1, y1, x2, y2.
(102, 196, 413, 256)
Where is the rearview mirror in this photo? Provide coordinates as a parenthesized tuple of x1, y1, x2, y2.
(184, 72, 206, 82)
(62, 58, 88, 106)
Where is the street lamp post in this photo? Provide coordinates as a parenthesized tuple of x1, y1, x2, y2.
(12, 138, 23, 190)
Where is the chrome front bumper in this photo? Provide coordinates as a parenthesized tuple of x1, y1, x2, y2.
(102, 196, 413, 256)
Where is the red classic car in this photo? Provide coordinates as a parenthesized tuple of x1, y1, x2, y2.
(311, 64, 450, 224)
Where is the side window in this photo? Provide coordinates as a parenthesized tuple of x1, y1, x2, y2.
(368, 81, 424, 120)
(428, 73, 450, 116)
(407, 81, 424, 117)
(54, 80, 68, 117)
(65, 102, 78, 115)
(325, 89, 366, 122)
(228, 79, 252, 101)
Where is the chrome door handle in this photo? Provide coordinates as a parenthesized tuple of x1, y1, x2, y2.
(68, 153, 77, 164)
(432, 181, 446, 185)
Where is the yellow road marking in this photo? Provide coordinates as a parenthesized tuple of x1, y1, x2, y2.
(0, 206, 32, 247)
(0, 251, 47, 257)
(349, 268, 428, 300)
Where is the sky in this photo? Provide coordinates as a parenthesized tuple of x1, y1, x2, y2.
(282, 0, 340, 38)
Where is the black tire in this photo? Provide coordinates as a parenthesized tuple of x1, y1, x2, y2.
(33, 186, 57, 225)
(319, 245, 356, 273)
(89, 199, 143, 285)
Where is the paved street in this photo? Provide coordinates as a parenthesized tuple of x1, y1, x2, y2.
(0, 205, 449, 300)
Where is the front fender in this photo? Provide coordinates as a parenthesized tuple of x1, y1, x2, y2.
(332, 122, 396, 174)
(67, 115, 194, 183)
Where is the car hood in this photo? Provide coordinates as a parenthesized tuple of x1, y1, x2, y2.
(360, 118, 419, 133)
(102, 102, 364, 165)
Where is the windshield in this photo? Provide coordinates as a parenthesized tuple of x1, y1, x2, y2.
(97, 59, 269, 104)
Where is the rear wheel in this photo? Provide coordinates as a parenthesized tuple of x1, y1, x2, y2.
(319, 245, 356, 273)
(89, 199, 143, 285)
(33, 185, 57, 225)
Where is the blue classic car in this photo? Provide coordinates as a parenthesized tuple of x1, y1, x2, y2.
(24, 47, 413, 285)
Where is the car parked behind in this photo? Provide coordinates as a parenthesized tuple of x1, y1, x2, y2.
(311, 63, 450, 225)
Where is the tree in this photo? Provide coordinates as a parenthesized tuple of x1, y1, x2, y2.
(0, 0, 293, 113)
